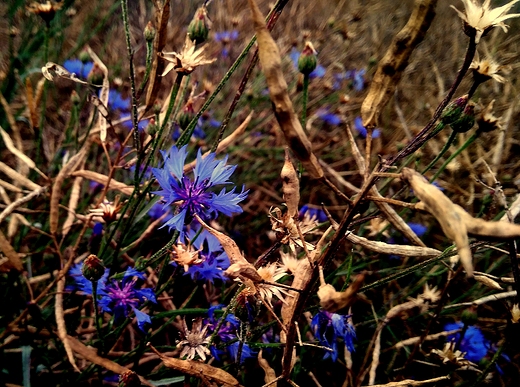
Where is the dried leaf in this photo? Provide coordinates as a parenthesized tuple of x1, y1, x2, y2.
(225, 262, 263, 282)
(71, 170, 134, 196)
(41, 62, 89, 84)
(142, 0, 170, 116)
(258, 350, 277, 385)
(280, 149, 300, 218)
(474, 274, 503, 290)
(248, 0, 323, 179)
(0, 186, 47, 225)
(345, 232, 441, 258)
(317, 273, 365, 313)
(0, 162, 41, 191)
(0, 230, 23, 272)
(0, 126, 46, 178)
(25, 77, 38, 129)
(86, 47, 109, 143)
(361, 0, 437, 129)
(50, 150, 86, 235)
(149, 344, 242, 387)
(61, 176, 83, 237)
(56, 274, 80, 372)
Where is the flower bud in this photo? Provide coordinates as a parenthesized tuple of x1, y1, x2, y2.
(178, 99, 196, 130)
(450, 101, 475, 133)
(298, 41, 318, 76)
(81, 254, 105, 282)
(144, 21, 156, 42)
(70, 90, 80, 105)
(187, 6, 210, 45)
(87, 63, 104, 85)
(145, 118, 158, 136)
(79, 50, 91, 64)
(440, 95, 468, 126)
(461, 305, 478, 325)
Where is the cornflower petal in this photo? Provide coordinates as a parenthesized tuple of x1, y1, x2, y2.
(132, 307, 152, 332)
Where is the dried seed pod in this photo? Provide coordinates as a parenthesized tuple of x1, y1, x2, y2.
(280, 149, 300, 218)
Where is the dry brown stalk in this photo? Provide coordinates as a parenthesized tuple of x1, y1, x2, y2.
(148, 344, 242, 387)
(361, 0, 437, 129)
(363, 375, 450, 387)
(0, 126, 47, 178)
(0, 230, 23, 272)
(259, 350, 278, 386)
(86, 47, 109, 143)
(402, 167, 520, 276)
(0, 162, 41, 191)
(317, 267, 365, 313)
(56, 273, 80, 372)
(71, 170, 134, 196)
(247, 0, 323, 180)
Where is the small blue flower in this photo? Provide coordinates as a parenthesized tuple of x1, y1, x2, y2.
(214, 30, 239, 57)
(152, 145, 248, 233)
(407, 222, 428, 237)
(186, 228, 230, 283)
(108, 89, 130, 112)
(228, 341, 257, 363)
(354, 116, 381, 139)
(63, 59, 93, 79)
(289, 47, 326, 79)
(444, 322, 489, 363)
(97, 268, 157, 332)
(311, 310, 356, 362)
(299, 204, 328, 223)
(120, 114, 150, 132)
(347, 69, 366, 91)
(148, 202, 173, 223)
(316, 108, 342, 126)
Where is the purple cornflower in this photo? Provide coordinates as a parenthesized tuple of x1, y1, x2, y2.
(63, 59, 93, 79)
(316, 108, 342, 126)
(289, 47, 326, 79)
(354, 116, 381, 139)
(299, 204, 328, 223)
(186, 228, 230, 283)
(98, 268, 157, 332)
(152, 145, 248, 233)
(311, 310, 356, 362)
(228, 341, 257, 363)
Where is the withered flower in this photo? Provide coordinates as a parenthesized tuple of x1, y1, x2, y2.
(451, 0, 520, 43)
(470, 53, 506, 84)
(27, 1, 63, 25)
(177, 318, 211, 361)
(269, 207, 316, 254)
(255, 263, 292, 307)
(160, 36, 216, 76)
(431, 341, 474, 366)
(170, 242, 203, 272)
(90, 196, 123, 224)
(476, 99, 503, 132)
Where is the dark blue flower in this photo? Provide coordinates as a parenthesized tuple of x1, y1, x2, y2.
(311, 310, 356, 362)
(289, 47, 326, 79)
(148, 202, 173, 223)
(63, 59, 93, 79)
(108, 89, 130, 112)
(152, 145, 248, 233)
(97, 268, 157, 332)
(347, 69, 366, 91)
(68, 262, 109, 296)
(316, 108, 342, 126)
(185, 228, 230, 283)
(407, 222, 428, 237)
(444, 322, 489, 363)
(120, 114, 150, 132)
(228, 341, 257, 363)
(299, 204, 328, 223)
(354, 116, 381, 139)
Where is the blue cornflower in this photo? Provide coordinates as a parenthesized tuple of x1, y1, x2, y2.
(299, 204, 328, 223)
(98, 268, 157, 332)
(311, 310, 356, 362)
(108, 89, 130, 112)
(289, 47, 326, 79)
(152, 145, 248, 233)
(214, 30, 239, 57)
(228, 341, 257, 363)
(63, 59, 93, 79)
(148, 202, 173, 223)
(444, 322, 489, 363)
(354, 116, 381, 139)
(186, 228, 230, 283)
(120, 114, 150, 132)
(316, 108, 342, 126)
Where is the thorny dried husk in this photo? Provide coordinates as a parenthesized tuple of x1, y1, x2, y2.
(248, 0, 323, 179)
(361, 0, 437, 129)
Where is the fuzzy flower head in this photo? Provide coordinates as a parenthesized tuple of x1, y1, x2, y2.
(160, 36, 216, 76)
(177, 318, 211, 361)
(451, 0, 520, 43)
(311, 310, 356, 362)
(152, 145, 248, 234)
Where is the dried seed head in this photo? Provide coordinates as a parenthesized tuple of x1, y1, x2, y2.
(461, 305, 479, 325)
(27, 1, 62, 25)
(160, 36, 216, 76)
(177, 318, 211, 361)
(90, 196, 123, 224)
(170, 242, 203, 272)
(476, 99, 502, 133)
(470, 54, 505, 84)
(511, 304, 520, 323)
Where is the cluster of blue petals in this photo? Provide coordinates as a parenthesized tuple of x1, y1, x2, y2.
(152, 145, 248, 234)
(311, 310, 356, 362)
(69, 265, 156, 332)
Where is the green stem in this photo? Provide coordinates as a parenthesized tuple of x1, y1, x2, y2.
(301, 74, 310, 131)
(91, 281, 103, 346)
(430, 131, 479, 183)
(138, 40, 154, 97)
(422, 129, 457, 174)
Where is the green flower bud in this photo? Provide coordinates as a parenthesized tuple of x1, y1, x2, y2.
(81, 254, 105, 282)
(441, 95, 468, 126)
(79, 50, 91, 64)
(298, 41, 318, 76)
(178, 99, 196, 130)
(87, 63, 104, 85)
(187, 6, 210, 45)
(450, 101, 475, 133)
(145, 118, 158, 136)
(461, 305, 478, 325)
(143, 21, 156, 42)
